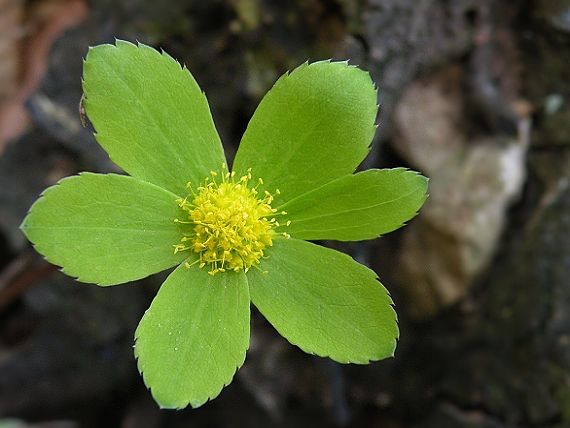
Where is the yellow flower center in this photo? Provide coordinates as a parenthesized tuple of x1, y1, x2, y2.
(174, 168, 289, 275)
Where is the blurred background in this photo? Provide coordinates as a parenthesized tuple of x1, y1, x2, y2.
(0, 0, 569, 427)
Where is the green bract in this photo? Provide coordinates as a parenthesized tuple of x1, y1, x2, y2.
(20, 40, 428, 409)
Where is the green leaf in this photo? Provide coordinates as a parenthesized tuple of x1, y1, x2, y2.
(20, 173, 186, 286)
(233, 61, 378, 206)
(279, 168, 428, 241)
(83, 40, 226, 196)
(248, 238, 398, 364)
(135, 262, 250, 409)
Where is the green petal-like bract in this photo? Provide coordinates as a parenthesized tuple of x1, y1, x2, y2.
(20, 173, 186, 285)
(135, 262, 250, 409)
(279, 168, 428, 241)
(247, 238, 398, 364)
(233, 61, 378, 206)
(83, 40, 226, 197)
(19, 41, 429, 410)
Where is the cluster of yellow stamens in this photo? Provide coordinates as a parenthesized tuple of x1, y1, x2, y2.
(174, 166, 290, 275)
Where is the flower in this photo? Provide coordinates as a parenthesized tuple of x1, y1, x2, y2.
(21, 40, 428, 409)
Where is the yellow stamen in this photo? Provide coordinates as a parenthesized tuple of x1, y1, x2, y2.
(174, 168, 290, 275)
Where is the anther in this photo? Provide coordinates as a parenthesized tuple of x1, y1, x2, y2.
(174, 169, 278, 275)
